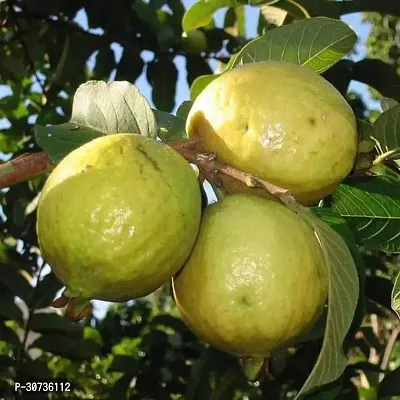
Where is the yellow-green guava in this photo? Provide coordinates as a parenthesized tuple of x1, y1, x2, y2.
(181, 30, 208, 54)
(172, 194, 327, 357)
(186, 61, 358, 205)
(37, 134, 202, 301)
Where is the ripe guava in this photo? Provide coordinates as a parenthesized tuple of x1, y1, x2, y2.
(37, 134, 202, 301)
(181, 30, 208, 55)
(172, 194, 328, 357)
(186, 61, 358, 205)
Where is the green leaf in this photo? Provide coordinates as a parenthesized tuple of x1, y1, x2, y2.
(30, 335, 100, 361)
(184, 347, 237, 400)
(0, 265, 33, 304)
(20, 358, 51, 380)
(210, 363, 242, 400)
(190, 74, 220, 101)
(264, 0, 309, 21)
(304, 377, 343, 400)
(224, 7, 246, 37)
(182, 0, 242, 32)
(356, 119, 376, 154)
(321, 59, 354, 97)
(151, 314, 189, 333)
(153, 110, 187, 142)
(71, 80, 158, 137)
(108, 355, 141, 374)
(365, 276, 393, 311)
(176, 101, 193, 121)
(147, 58, 178, 112)
(0, 296, 24, 324)
(34, 272, 63, 309)
(358, 119, 374, 141)
(258, 5, 288, 36)
(381, 98, 399, 112)
(312, 209, 366, 337)
(288, 204, 359, 399)
(352, 60, 400, 102)
(110, 374, 135, 399)
(373, 104, 400, 154)
(0, 355, 15, 368)
(115, 46, 144, 83)
(92, 45, 116, 80)
(392, 273, 400, 319)
(230, 17, 357, 73)
(29, 312, 82, 335)
(186, 56, 213, 86)
(35, 122, 104, 164)
(0, 130, 21, 154)
(329, 176, 400, 254)
(378, 366, 400, 398)
(0, 321, 20, 346)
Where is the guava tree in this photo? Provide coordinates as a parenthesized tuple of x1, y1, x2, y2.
(0, 1, 399, 400)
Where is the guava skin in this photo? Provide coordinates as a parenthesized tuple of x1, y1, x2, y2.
(173, 194, 328, 358)
(186, 61, 358, 205)
(37, 134, 202, 301)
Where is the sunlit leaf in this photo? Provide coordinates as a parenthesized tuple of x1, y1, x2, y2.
(287, 204, 358, 398)
(182, 0, 243, 32)
(381, 98, 399, 111)
(71, 80, 158, 138)
(0, 264, 33, 303)
(379, 366, 400, 397)
(231, 17, 356, 73)
(29, 312, 82, 335)
(190, 74, 220, 100)
(373, 104, 400, 153)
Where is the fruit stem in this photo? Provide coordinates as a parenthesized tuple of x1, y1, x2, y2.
(373, 147, 400, 166)
(169, 139, 294, 203)
(239, 357, 267, 382)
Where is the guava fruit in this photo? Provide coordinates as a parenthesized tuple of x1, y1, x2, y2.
(186, 61, 358, 205)
(37, 134, 202, 301)
(172, 194, 328, 357)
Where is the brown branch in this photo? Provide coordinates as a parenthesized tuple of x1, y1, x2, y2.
(0, 152, 53, 188)
(0, 139, 291, 203)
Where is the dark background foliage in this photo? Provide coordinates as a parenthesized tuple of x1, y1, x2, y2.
(0, 1, 399, 399)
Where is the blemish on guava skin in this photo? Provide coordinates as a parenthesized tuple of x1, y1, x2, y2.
(83, 164, 93, 172)
(239, 295, 251, 307)
(136, 144, 161, 171)
(308, 117, 316, 126)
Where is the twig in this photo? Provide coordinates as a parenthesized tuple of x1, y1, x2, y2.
(15, 263, 45, 399)
(0, 139, 291, 203)
(8, 0, 47, 97)
(169, 142, 292, 200)
(380, 323, 400, 371)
